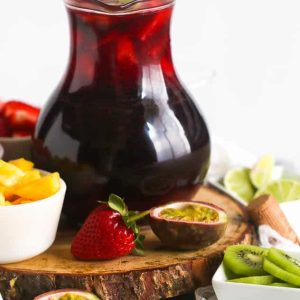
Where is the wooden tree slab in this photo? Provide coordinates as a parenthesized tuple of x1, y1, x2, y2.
(0, 185, 254, 300)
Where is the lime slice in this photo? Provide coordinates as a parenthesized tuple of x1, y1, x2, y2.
(224, 168, 255, 202)
(256, 179, 300, 203)
(250, 154, 274, 189)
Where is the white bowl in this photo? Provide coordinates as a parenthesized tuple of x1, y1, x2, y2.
(212, 251, 300, 300)
(0, 176, 66, 264)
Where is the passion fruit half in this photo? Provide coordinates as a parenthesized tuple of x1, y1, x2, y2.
(150, 201, 228, 250)
(34, 289, 99, 300)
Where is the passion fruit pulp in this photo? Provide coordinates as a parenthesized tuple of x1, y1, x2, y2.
(150, 201, 228, 250)
(34, 289, 99, 300)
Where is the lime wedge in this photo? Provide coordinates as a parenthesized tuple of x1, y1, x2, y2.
(224, 168, 255, 202)
(250, 154, 274, 189)
(256, 179, 300, 202)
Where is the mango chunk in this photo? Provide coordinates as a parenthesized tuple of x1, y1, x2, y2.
(0, 160, 25, 187)
(0, 193, 5, 206)
(14, 172, 61, 201)
(17, 170, 41, 186)
(12, 198, 33, 205)
(9, 158, 34, 172)
(3, 170, 42, 201)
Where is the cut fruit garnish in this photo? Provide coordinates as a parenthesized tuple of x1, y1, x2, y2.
(271, 282, 297, 288)
(250, 154, 274, 189)
(150, 201, 227, 250)
(224, 168, 255, 202)
(263, 258, 300, 287)
(267, 248, 300, 276)
(13, 172, 61, 201)
(223, 245, 267, 276)
(34, 289, 100, 300)
(228, 275, 274, 285)
(256, 179, 300, 202)
(9, 158, 34, 171)
(0, 160, 24, 187)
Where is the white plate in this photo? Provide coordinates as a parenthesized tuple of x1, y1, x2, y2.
(212, 251, 300, 300)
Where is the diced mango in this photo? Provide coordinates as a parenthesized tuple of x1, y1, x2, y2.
(0, 193, 5, 206)
(14, 172, 61, 201)
(11, 198, 33, 205)
(0, 160, 25, 187)
(3, 170, 42, 201)
(0, 185, 13, 201)
(9, 158, 34, 172)
(17, 170, 41, 185)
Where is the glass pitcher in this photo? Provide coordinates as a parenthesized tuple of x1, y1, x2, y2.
(33, 0, 211, 224)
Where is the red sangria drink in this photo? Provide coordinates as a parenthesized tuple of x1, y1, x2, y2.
(33, 0, 210, 224)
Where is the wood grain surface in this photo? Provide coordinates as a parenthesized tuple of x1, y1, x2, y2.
(0, 185, 254, 300)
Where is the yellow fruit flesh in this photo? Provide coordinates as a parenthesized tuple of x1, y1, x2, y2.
(14, 172, 61, 201)
(0, 160, 25, 187)
(9, 158, 34, 172)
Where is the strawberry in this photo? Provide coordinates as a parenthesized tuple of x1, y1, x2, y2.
(0, 117, 12, 137)
(71, 194, 149, 260)
(2, 100, 40, 131)
(12, 130, 32, 137)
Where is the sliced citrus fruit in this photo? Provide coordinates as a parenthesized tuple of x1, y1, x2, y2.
(250, 154, 274, 189)
(224, 168, 255, 202)
(256, 179, 300, 202)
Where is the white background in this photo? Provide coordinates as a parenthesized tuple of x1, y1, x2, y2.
(0, 0, 300, 168)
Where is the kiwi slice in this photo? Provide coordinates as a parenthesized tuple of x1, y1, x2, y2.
(224, 264, 241, 280)
(271, 282, 297, 288)
(267, 248, 300, 276)
(228, 275, 274, 285)
(224, 245, 267, 276)
(263, 258, 300, 287)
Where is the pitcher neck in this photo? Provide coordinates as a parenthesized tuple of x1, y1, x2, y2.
(64, 3, 176, 90)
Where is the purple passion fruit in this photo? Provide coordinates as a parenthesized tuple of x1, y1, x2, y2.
(34, 289, 99, 300)
(150, 201, 228, 250)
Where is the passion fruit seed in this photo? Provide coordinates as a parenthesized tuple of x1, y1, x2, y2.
(159, 205, 219, 223)
(59, 294, 88, 300)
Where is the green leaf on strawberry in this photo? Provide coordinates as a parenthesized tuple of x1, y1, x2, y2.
(108, 194, 149, 256)
(99, 194, 149, 256)
(108, 194, 128, 216)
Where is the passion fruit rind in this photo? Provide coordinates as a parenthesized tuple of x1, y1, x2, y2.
(150, 201, 228, 250)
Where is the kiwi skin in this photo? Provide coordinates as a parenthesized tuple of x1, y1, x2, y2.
(224, 245, 267, 276)
(263, 258, 300, 287)
(271, 282, 297, 288)
(268, 248, 300, 277)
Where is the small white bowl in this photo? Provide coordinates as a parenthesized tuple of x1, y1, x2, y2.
(212, 251, 300, 300)
(0, 176, 66, 264)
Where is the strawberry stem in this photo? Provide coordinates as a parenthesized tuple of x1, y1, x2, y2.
(127, 210, 150, 223)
